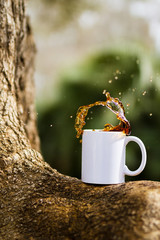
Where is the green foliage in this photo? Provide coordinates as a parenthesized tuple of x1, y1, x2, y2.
(37, 48, 160, 181)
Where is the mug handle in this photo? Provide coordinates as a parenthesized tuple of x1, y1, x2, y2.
(124, 136, 147, 176)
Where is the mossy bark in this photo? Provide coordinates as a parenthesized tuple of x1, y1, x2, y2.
(0, 1, 160, 239)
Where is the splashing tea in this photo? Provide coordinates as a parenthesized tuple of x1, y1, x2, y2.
(75, 91, 131, 138)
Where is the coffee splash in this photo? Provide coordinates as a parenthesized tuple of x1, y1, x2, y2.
(75, 91, 131, 138)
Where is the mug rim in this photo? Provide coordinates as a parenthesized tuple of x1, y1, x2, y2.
(83, 129, 124, 132)
(83, 129, 126, 135)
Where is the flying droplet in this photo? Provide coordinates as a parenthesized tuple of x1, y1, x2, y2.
(149, 113, 152, 116)
(108, 80, 112, 84)
(142, 91, 147, 96)
(116, 69, 121, 74)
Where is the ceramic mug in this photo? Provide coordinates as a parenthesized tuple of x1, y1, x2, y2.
(81, 130, 147, 184)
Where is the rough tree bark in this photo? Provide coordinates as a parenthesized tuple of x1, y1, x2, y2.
(0, 1, 160, 240)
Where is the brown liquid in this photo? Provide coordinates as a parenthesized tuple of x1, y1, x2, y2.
(75, 91, 131, 138)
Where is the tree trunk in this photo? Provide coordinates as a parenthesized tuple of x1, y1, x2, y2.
(0, 1, 160, 239)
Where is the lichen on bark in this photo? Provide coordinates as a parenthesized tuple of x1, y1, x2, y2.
(0, 1, 160, 240)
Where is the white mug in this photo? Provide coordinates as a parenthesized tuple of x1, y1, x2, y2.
(81, 130, 147, 184)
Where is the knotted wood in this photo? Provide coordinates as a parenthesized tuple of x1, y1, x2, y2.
(0, 1, 160, 239)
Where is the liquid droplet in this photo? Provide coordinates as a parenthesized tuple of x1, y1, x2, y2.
(116, 70, 121, 74)
(142, 91, 147, 96)
(75, 92, 131, 139)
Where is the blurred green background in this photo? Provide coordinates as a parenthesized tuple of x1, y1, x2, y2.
(27, 0, 160, 181)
